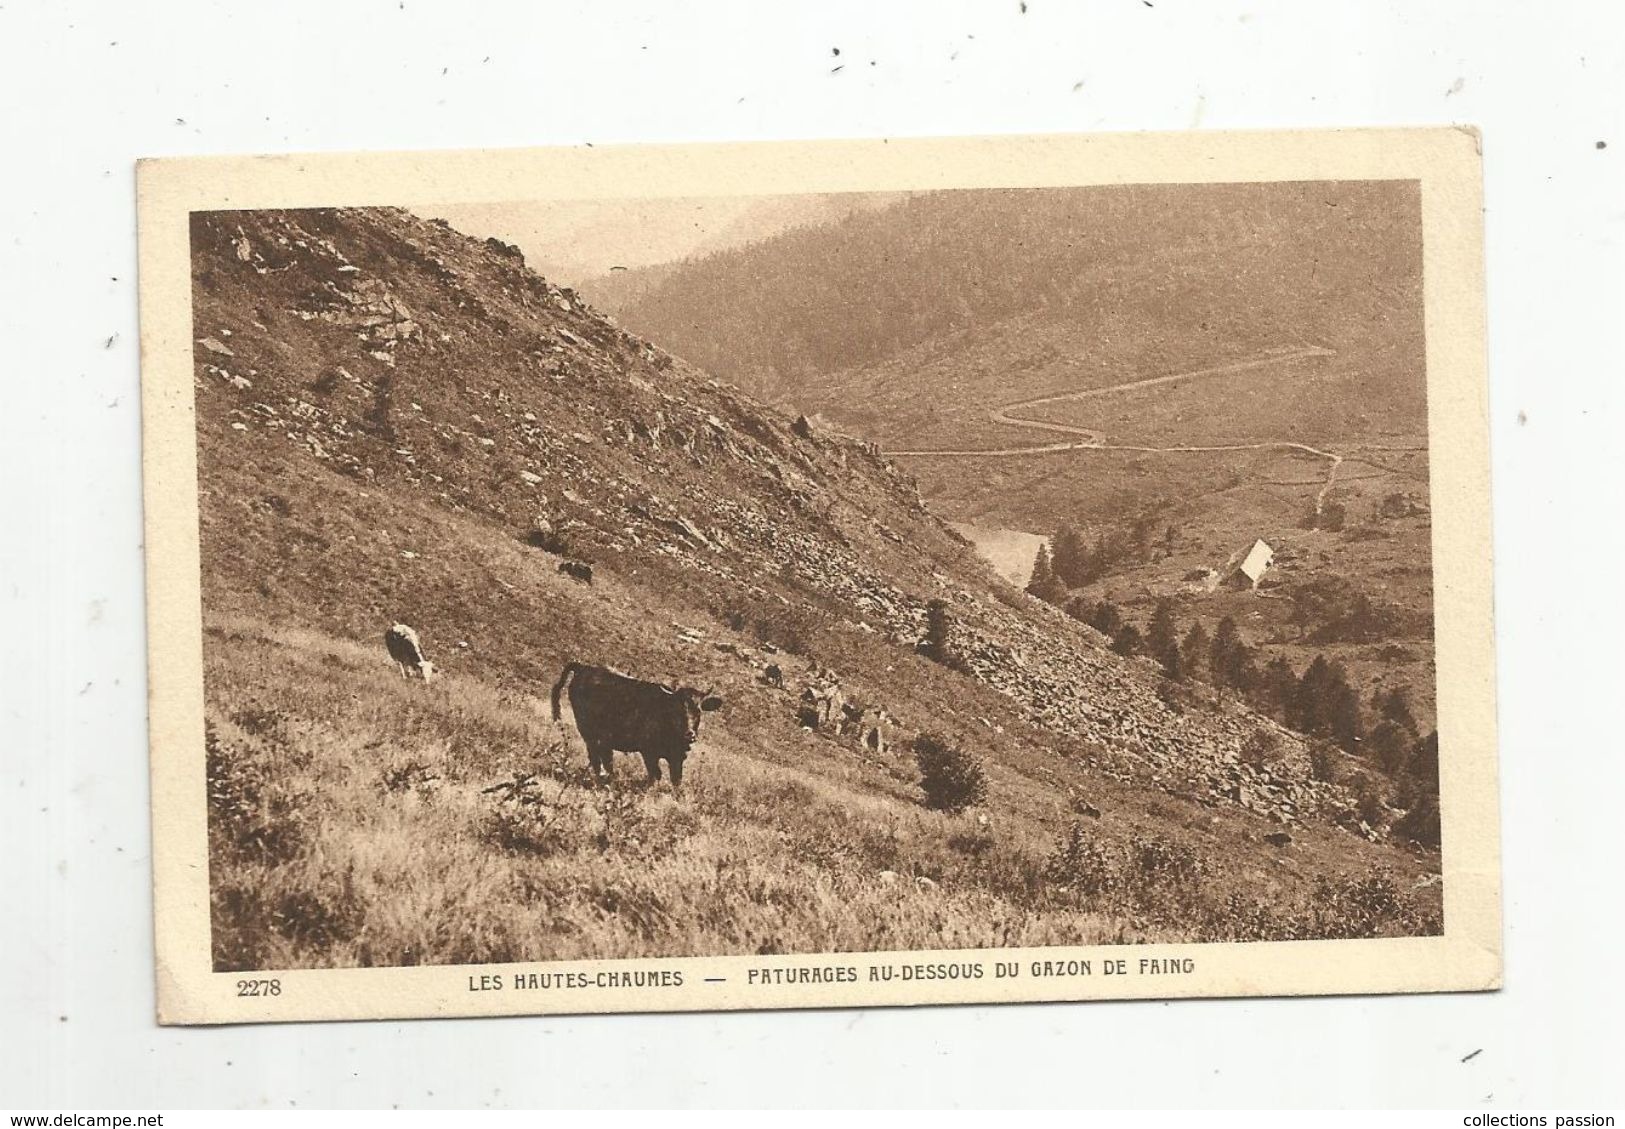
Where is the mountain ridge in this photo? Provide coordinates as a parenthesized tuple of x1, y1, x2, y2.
(591, 181, 1426, 437)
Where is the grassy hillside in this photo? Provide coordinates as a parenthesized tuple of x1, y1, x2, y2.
(191, 206, 1442, 971)
(813, 322, 1425, 453)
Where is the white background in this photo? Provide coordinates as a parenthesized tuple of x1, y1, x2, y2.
(2, 0, 1621, 1110)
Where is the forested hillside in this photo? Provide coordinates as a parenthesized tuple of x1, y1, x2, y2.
(597, 181, 1425, 434)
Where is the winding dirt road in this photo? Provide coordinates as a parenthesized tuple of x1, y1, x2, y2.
(887, 346, 1366, 514)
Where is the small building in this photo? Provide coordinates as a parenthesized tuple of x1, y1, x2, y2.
(1229, 539, 1275, 590)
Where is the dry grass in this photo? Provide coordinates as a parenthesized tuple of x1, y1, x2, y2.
(205, 617, 1439, 972)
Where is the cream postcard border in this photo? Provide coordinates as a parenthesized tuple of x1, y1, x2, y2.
(137, 128, 1500, 1024)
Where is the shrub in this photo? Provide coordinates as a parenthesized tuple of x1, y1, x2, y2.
(918, 599, 970, 672)
(1379, 492, 1422, 518)
(1204, 891, 1304, 943)
(1044, 823, 1117, 899)
(269, 873, 364, 954)
(1156, 678, 1201, 715)
(206, 720, 308, 866)
(1354, 775, 1391, 829)
(913, 732, 987, 813)
(947, 825, 996, 857)
(589, 787, 652, 854)
(1308, 740, 1343, 784)
(522, 526, 571, 555)
(1239, 729, 1285, 770)
(380, 758, 441, 798)
(751, 602, 828, 657)
(1393, 792, 1442, 849)
(483, 772, 571, 856)
(1128, 834, 1205, 894)
(1308, 870, 1431, 937)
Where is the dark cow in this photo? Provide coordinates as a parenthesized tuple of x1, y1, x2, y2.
(762, 663, 784, 689)
(798, 682, 844, 732)
(383, 623, 434, 683)
(550, 662, 721, 791)
(840, 700, 865, 735)
(559, 560, 594, 584)
(839, 700, 893, 754)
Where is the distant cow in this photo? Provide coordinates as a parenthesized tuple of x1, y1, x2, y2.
(798, 681, 844, 732)
(862, 707, 895, 756)
(762, 663, 784, 689)
(384, 623, 434, 683)
(550, 662, 721, 791)
(840, 701, 893, 755)
(558, 559, 594, 584)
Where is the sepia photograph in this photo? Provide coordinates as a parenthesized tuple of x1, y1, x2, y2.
(137, 130, 1499, 1022)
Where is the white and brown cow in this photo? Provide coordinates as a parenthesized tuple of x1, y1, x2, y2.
(384, 623, 435, 684)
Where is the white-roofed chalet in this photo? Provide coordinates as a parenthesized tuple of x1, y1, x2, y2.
(1228, 539, 1275, 590)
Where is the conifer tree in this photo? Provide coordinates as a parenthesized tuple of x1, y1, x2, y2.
(1293, 654, 1335, 733)
(1262, 655, 1298, 717)
(1377, 686, 1418, 736)
(1086, 532, 1110, 584)
(1112, 623, 1143, 656)
(1367, 719, 1411, 775)
(1408, 730, 1440, 785)
(1326, 662, 1363, 751)
(1050, 525, 1089, 588)
(1147, 599, 1182, 679)
(922, 598, 964, 671)
(1026, 543, 1067, 604)
(1028, 543, 1053, 591)
(1181, 621, 1211, 685)
(1087, 600, 1124, 638)
(1209, 615, 1237, 681)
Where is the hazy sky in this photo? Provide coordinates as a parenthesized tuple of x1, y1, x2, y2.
(430, 192, 902, 288)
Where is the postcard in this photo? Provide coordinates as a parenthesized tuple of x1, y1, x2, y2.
(137, 128, 1499, 1022)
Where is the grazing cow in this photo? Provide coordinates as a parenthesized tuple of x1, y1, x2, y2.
(384, 623, 434, 683)
(558, 559, 593, 584)
(840, 700, 865, 734)
(551, 662, 721, 791)
(762, 663, 784, 689)
(838, 701, 893, 755)
(798, 681, 844, 732)
(862, 707, 894, 757)
(796, 690, 822, 730)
